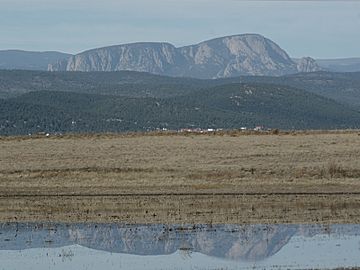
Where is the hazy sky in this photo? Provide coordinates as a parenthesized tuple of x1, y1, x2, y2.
(0, 0, 359, 58)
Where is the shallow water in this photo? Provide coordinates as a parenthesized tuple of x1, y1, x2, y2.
(0, 223, 360, 270)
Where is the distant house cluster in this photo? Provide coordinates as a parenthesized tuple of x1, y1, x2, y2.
(176, 126, 267, 133)
(178, 128, 218, 133)
(28, 126, 270, 137)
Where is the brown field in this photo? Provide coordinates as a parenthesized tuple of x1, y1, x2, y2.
(1, 130, 360, 224)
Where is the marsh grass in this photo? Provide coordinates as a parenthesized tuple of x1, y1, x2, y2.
(294, 162, 360, 179)
(1, 132, 360, 191)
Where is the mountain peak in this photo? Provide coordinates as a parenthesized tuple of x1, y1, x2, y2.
(194, 33, 267, 44)
(48, 34, 298, 78)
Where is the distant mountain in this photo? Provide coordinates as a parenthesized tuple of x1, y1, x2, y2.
(177, 34, 298, 77)
(316, 58, 360, 72)
(49, 34, 306, 78)
(294, 57, 322, 73)
(2, 36, 359, 76)
(0, 50, 71, 71)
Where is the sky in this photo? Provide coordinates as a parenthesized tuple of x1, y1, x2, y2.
(0, 0, 359, 58)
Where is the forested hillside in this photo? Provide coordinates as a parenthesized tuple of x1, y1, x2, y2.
(1, 70, 360, 108)
(1, 82, 359, 135)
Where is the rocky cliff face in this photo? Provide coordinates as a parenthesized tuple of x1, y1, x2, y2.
(49, 34, 300, 78)
(178, 34, 297, 78)
(56, 43, 182, 74)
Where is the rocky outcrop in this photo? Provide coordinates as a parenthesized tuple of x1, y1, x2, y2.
(49, 34, 300, 78)
(296, 57, 322, 73)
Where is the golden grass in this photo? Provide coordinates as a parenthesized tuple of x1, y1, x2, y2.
(0, 131, 360, 223)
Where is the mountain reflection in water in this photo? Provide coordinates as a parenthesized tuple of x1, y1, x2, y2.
(1, 223, 360, 262)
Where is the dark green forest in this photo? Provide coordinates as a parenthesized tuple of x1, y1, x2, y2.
(0, 70, 359, 135)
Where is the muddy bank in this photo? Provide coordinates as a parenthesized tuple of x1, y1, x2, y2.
(1, 193, 360, 224)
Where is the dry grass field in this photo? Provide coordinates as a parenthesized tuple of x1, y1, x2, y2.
(1, 130, 360, 224)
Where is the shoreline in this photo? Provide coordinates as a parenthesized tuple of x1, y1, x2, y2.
(1, 193, 359, 224)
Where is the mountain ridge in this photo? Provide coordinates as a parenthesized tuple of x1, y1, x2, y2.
(48, 34, 313, 78)
(1, 35, 359, 74)
(0, 50, 70, 71)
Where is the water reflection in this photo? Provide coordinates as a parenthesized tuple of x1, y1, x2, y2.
(1, 223, 360, 269)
